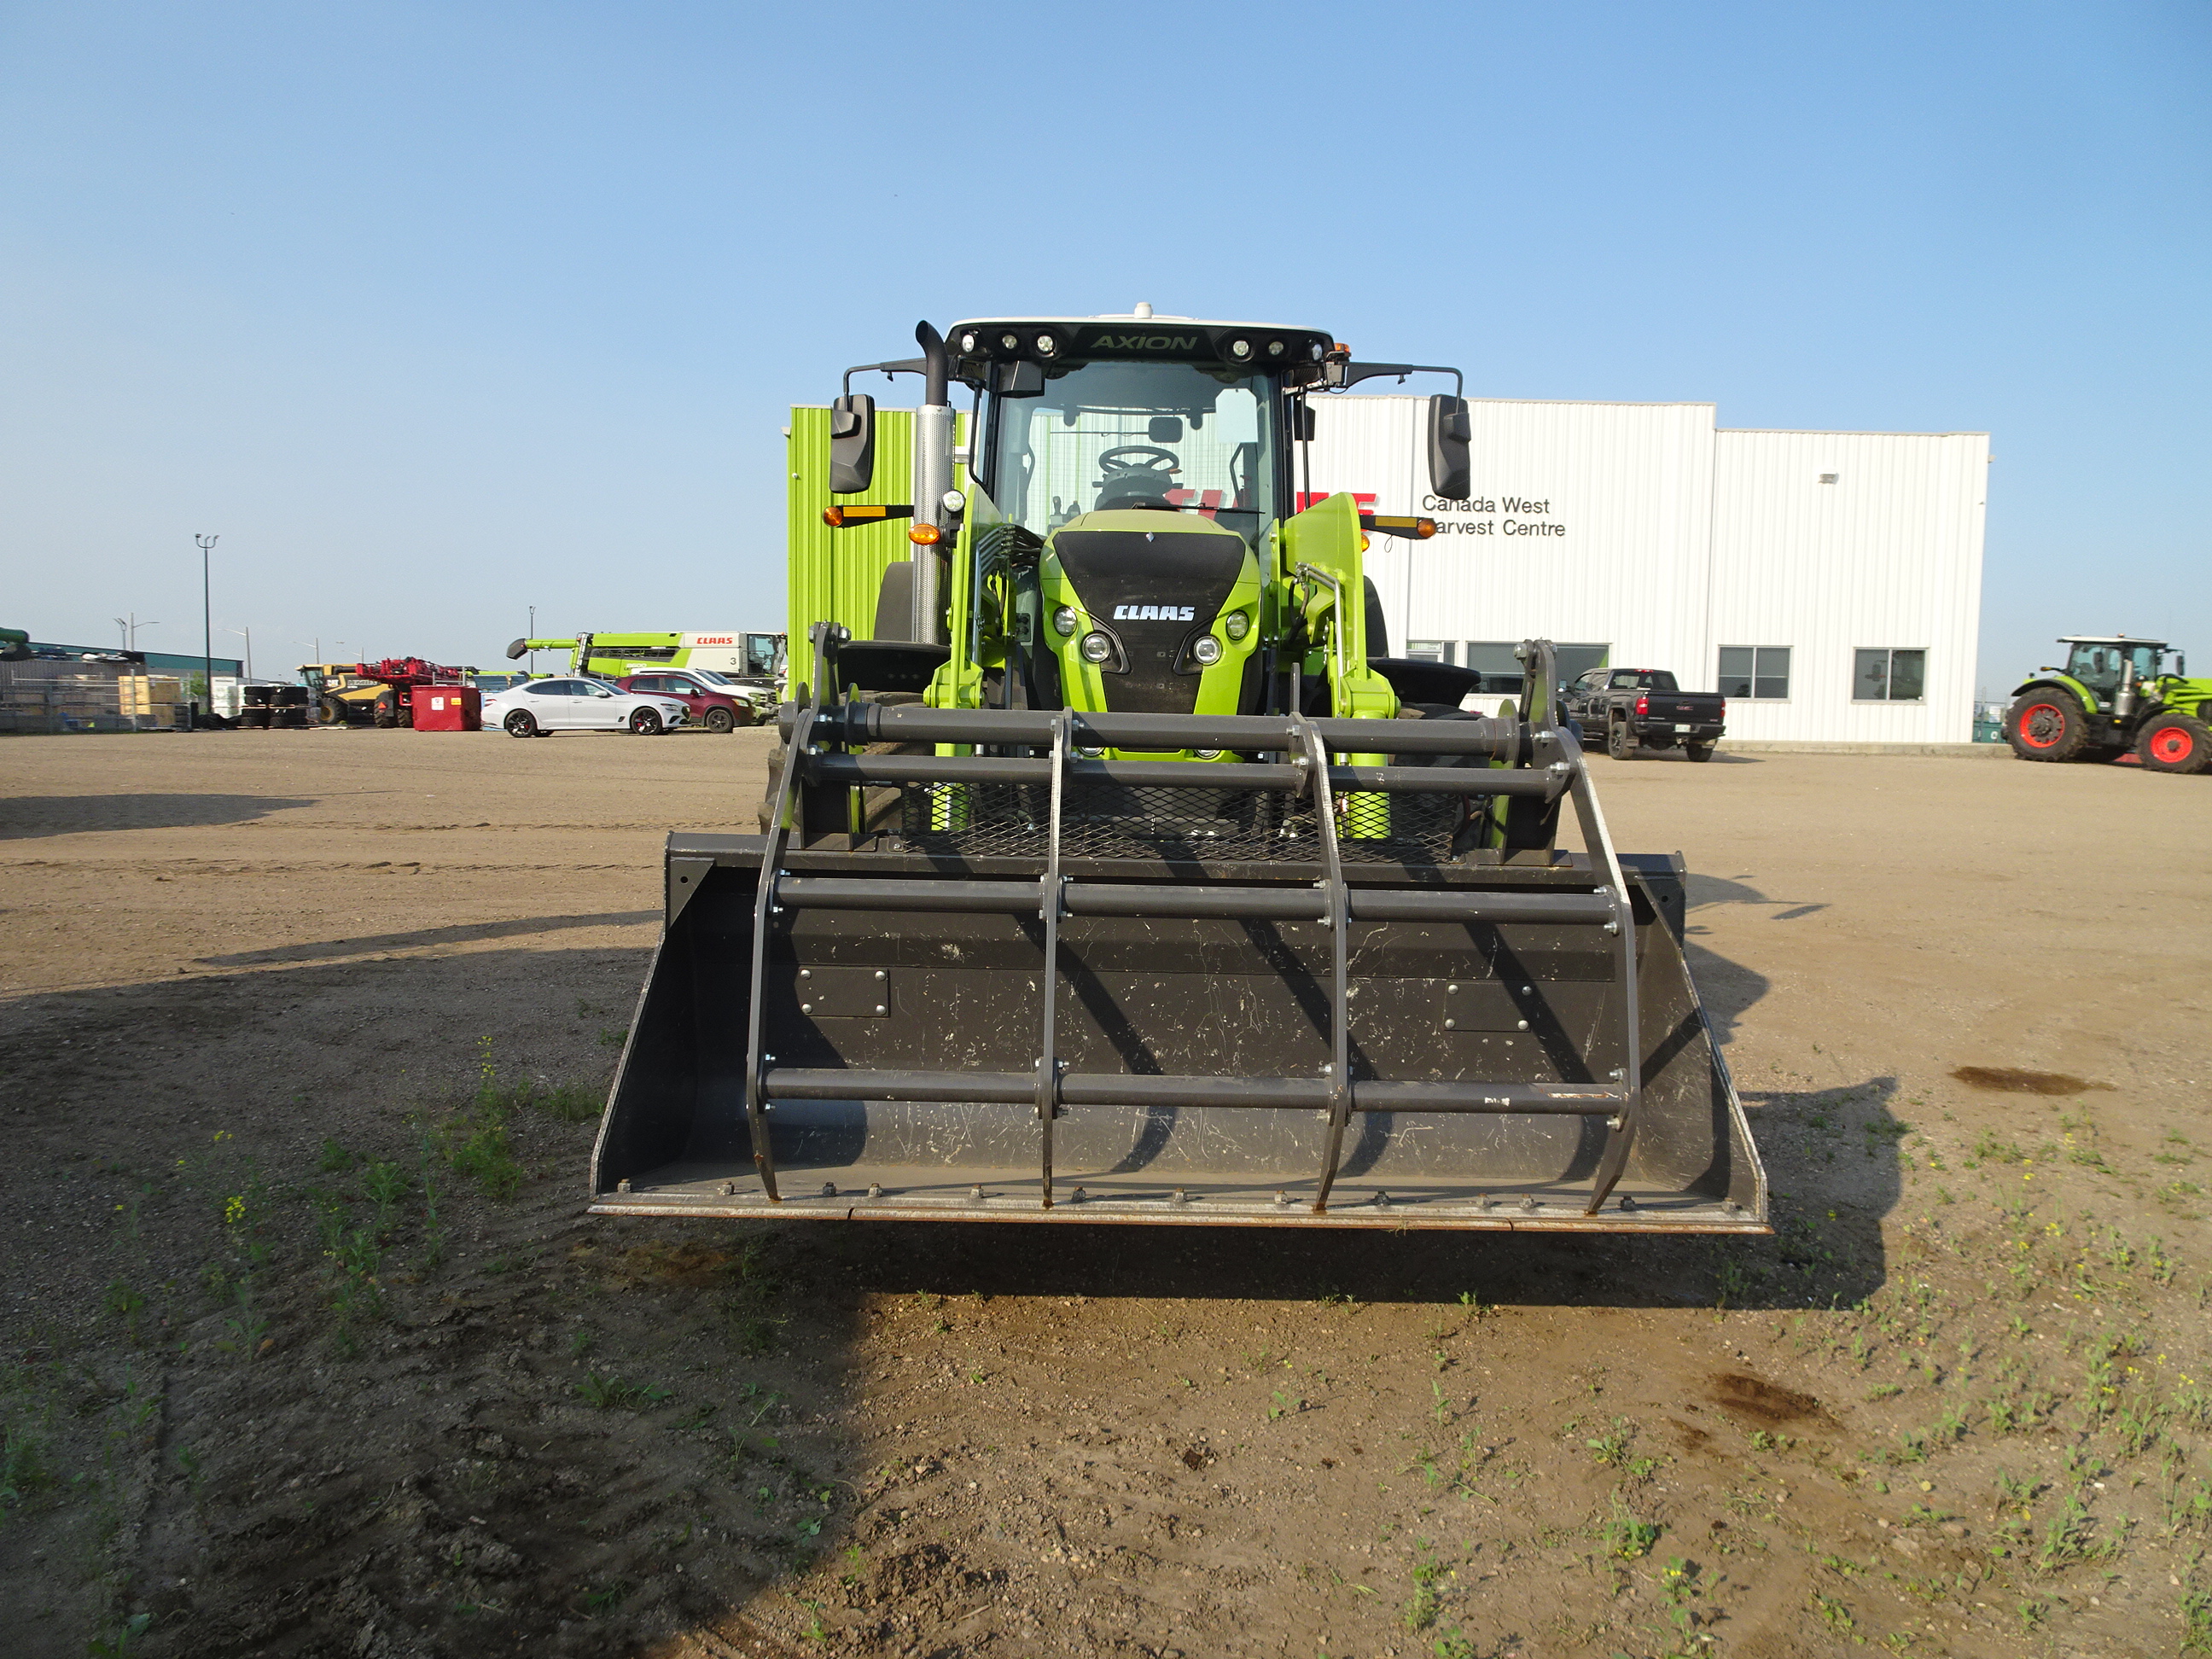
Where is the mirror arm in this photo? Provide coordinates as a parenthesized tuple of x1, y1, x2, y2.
(840, 357, 929, 400)
(1332, 362, 1464, 397)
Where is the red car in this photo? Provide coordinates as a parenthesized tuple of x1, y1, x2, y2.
(612, 670, 764, 734)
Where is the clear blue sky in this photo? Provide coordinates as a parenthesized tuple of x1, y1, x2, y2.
(4, 2, 2205, 692)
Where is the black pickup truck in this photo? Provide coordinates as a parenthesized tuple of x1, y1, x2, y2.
(1563, 668, 1726, 761)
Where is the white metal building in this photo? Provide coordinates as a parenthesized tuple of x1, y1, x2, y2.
(1305, 396, 1988, 742)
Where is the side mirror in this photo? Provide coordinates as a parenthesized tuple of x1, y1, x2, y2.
(1292, 402, 1317, 442)
(1427, 394, 1471, 500)
(829, 393, 876, 493)
(504, 637, 527, 661)
(1147, 416, 1184, 443)
(994, 360, 1045, 398)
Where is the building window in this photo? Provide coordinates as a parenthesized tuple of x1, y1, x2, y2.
(1854, 648, 1926, 701)
(1406, 641, 1455, 665)
(1464, 641, 1610, 694)
(1718, 646, 1791, 701)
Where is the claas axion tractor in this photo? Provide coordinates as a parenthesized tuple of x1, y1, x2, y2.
(2004, 637, 2212, 774)
(591, 311, 1765, 1232)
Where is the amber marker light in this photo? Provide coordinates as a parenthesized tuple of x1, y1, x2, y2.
(821, 507, 845, 527)
(1416, 519, 1437, 538)
(909, 523, 942, 544)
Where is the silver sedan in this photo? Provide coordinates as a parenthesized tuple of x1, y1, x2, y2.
(480, 677, 689, 737)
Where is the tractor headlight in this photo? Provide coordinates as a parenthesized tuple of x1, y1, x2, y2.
(998, 331, 1020, 352)
(1266, 339, 1286, 358)
(1051, 606, 1079, 637)
(1079, 632, 1113, 665)
(1034, 332, 1057, 356)
(1227, 337, 1252, 361)
(1224, 611, 1250, 642)
(1190, 634, 1223, 667)
(958, 330, 978, 354)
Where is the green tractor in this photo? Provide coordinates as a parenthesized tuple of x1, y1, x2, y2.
(2004, 637, 2212, 774)
(588, 311, 1761, 1233)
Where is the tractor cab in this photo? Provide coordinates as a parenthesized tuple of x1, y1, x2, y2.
(2059, 637, 2167, 694)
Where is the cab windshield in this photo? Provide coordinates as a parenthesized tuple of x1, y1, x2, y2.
(982, 360, 1278, 541)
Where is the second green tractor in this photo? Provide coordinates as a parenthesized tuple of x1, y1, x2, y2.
(2005, 636, 2212, 774)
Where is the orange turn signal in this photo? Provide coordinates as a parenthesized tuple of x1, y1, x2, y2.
(909, 523, 941, 545)
(822, 507, 845, 527)
(1415, 518, 1437, 538)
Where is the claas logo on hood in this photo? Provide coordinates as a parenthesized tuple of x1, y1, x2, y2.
(1111, 604, 1197, 622)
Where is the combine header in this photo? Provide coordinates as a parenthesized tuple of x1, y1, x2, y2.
(591, 311, 1765, 1231)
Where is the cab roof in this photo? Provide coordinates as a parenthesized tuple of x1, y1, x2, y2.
(2058, 636, 2168, 648)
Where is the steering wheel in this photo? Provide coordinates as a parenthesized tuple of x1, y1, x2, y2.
(1097, 445, 1179, 477)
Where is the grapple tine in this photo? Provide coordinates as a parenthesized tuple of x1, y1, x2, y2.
(1035, 713, 1068, 1208)
(1299, 715, 1355, 1214)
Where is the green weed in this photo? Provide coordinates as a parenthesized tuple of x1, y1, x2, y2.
(577, 1373, 671, 1411)
(1404, 1545, 1447, 1631)
(2180, 1588, 2212, 1655)
(1600, 1494, 1662, 1559)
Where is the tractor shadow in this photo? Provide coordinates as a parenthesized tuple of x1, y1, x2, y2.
(0, 792, 316, 841)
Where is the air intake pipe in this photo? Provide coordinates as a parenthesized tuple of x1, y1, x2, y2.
(911, 321, 953, 645)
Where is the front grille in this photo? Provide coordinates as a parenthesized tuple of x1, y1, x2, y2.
(893, 779, 1461, 865)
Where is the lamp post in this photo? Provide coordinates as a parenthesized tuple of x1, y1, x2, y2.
(195, 533, 218, 719)
(224, 626, 253, 680)
(114, 614, 158, 651)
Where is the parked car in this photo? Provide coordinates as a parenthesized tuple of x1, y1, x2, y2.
(479, 677, 689, 737)
(1563, 668, 1726, 761)
(612, 669, 770, 734)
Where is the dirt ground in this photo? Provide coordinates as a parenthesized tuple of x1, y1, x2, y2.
(3, 726, 2208, 1659)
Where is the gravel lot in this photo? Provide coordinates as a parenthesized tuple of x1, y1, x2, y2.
(3, 727, 2207, 1658)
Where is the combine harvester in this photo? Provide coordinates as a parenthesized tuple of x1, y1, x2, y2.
(592, 310, 1766, 1231)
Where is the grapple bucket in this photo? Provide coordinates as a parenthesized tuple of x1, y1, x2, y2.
(591, 690, 1766, 1232)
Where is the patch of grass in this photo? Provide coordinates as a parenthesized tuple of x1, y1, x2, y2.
(580, 1580, 632, 1615)
(1, 1424, 55, 1511)
(86, 1613, 153, 1657)
(317, 1138, 357, 1173)
(576, 1372, 671, 1411)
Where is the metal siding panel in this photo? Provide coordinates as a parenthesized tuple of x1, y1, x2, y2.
(1708, 429, 1988, 741)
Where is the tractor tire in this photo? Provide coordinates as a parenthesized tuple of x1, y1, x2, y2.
(504, 709, 538, 738)
(1606, 718, 1638, 760)
(2137, 713, 2212, 775)
(628, 707, 662, 736)
(704, 706, 735, 735)
(1685, 742, 1715, 762)
(316, 696, 348, 726)
(2005, 688, 2088, 761)
(372, 691, 399, 729)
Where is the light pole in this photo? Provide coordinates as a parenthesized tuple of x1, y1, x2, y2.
(114, 614, 158, 651)
(224, 626, 253, 680)
(195, 533, 218, 719)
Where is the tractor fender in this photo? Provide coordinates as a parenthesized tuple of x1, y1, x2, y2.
(2009, 672, 2100, 715)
